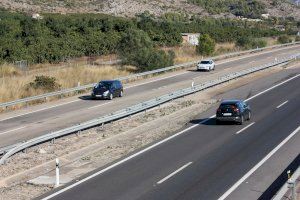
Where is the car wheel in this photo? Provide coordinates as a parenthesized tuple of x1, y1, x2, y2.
(247, 112, 251, 120)
(109, 93, 113, 100)
(119, 91, 123, 97)
(238, 115, 244, 125)
(213, 65, 215, 70)
(216, 119, 221, 125)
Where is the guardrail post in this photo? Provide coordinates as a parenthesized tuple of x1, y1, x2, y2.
(55, 158, 60, 187)
(22, 148, 27, 153)
(287, 170, 297, 200)
(76, 130, 81, 136)
(51, 138, 55, 144)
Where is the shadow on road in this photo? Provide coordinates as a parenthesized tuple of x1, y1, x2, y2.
(190, 118, 237, 125)
(79, 95, 95, 101)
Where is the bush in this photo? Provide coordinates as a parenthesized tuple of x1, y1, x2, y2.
(251, 39, 267, 48)
(236, 36, 252, 48)
(295, 36, 300, 42)
(196, 34, 216, 56)
(236, 36, 267, 49)
(27, 75, 61, 92)
(277, 35, 293, 44)
(118, 29, 175, 71)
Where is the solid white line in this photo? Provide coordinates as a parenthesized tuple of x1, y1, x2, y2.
(236, 122, 255, 134)
(157, 162, 193, 185)
(42, 124, 199, 200)
(245, 74, 300, 102)
(0, 100, 80, 122)
(218, 125, 300, 200)
(0, 126, 27, 136)
(42, 65, 300, 200)
(87, 102, 112, 110)
(276, 100, 289, 109)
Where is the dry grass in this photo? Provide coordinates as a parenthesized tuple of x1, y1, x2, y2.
(215, 42, 237, 54)
(0, 64, 131, 103)
(0, 64, 22, 77)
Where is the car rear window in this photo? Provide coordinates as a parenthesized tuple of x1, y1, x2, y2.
(219, 103, 238, 111)
(200, 61, 210, 64)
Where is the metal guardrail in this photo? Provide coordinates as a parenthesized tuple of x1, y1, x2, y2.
(0, 42, 299, 109)
(0, 53, 299, 165)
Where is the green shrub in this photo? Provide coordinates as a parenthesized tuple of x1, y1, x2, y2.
(118, 29, 175, 71)
(251, 39, 267, 48)
(277, 35, 293, 44)
(196, 34, 216, 56)
(295, 36, 300, 42)
(236, 36, 252, 48)
(27, 75, 61, 92)
(236, 36, 267, 49)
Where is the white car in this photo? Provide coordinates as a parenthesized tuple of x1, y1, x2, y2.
(197, 59, 215, 71)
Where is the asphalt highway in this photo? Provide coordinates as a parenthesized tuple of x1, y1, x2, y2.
(41, 67, 300, 200)
(0, 45, 299, 148)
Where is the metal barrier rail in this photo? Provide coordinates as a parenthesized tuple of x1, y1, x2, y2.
(1, 42, 299, 109)
(0, 53, 299, 165)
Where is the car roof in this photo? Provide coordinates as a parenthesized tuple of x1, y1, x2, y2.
(100, 80, 120, 83)
(220, 99, 243, 104)
(201, 59, 213, 62)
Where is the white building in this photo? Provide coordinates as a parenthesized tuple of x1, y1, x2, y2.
(181, 33, 200, 46)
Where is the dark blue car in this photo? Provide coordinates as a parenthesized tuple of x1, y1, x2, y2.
(216, 100, 251, 125)
(91, 80, 123, 100)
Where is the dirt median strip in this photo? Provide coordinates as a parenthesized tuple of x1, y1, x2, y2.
(0, 63, 297, 200)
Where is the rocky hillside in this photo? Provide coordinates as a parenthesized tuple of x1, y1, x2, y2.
(0, 0, 299, 20)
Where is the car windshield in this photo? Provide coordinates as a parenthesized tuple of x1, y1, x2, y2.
(95, 82, 112, 89)
(200, 61, 210, 64)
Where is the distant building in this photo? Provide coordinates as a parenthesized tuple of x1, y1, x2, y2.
(261, 13, 270, 19)
(31, 13, 43, 20)
(181, 33, 200, 46)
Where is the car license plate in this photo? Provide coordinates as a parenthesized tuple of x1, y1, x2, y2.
(223, 113, 232, 116)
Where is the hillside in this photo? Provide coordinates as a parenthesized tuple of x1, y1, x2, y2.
(0, 0, 299, 20)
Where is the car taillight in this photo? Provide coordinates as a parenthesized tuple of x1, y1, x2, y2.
(231, 106, 239, 112)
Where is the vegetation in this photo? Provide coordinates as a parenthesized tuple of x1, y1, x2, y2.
(188, 0, 266, 18)
(295, 35, 300, 41)
(236, 36, 267, 49)
(196, 34, 216, 55)
(277, 35, 293, 43)
(0, 10, 288, 70)
(26, 75, 61, 92)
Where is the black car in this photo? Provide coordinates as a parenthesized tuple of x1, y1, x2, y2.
(216, 100, 251, 125)
(91, 80, 123, 100)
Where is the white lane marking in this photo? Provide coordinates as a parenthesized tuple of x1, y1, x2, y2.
(0, 126, 27, 136)
(42, 124, 199, 200)
(245, 74, 300, 102)
(236, 122, 255, 134)
(276, 100, 289, 109)
(157, 162, 193, 185)
(0, 100, 81, 122)
(42, 73, 299, 200)
(218, 125, 300, 200)
(87, 102, 112, 110)
(2, 45, 299, 122)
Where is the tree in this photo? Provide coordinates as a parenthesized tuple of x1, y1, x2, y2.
(196, 34, 216, 55)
